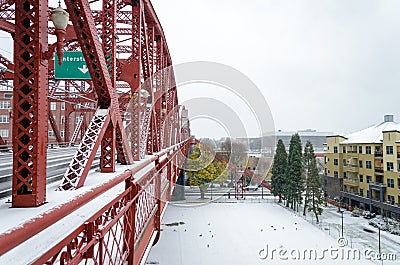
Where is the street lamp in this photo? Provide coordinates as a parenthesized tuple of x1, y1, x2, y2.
(43, 2, 69, 65)
(377, 222, 383, 265)
(341, 210, 344, 237)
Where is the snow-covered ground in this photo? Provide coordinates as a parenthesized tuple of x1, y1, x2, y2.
(146, 196, 399, 265)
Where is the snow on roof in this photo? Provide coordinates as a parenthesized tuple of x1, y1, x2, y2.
(340, 120, 400, 144)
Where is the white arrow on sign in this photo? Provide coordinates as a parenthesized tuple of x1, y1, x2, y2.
(78, 65, 89, 74)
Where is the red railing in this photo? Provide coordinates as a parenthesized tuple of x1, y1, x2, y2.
(0, 139, 192, 265)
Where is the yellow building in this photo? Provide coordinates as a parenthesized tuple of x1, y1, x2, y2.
(324, 115, 400, 219)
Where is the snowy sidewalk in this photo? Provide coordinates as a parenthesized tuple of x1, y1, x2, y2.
(146, 198, 393, 265)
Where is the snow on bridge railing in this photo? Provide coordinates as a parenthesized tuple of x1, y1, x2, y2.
(0, 138, 193, 264)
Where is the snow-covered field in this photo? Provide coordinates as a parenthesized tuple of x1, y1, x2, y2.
(146, 198, 399, 265)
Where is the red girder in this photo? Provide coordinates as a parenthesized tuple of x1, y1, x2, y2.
(12, 0, 49, 207)
(0, 18, 13, 34)
(0, 2, 194, 264)
(0, 0, 14, 10)
(3, 0, 187, 211)
(65, 0, 114, 108)
(0, 53, 13, 80)
(48, 109, 62, 143)
(100, 0, 117, 172)
(0, 53, 13, 69)
(57, 0, 135, 190)
(0, 10, 14, 20)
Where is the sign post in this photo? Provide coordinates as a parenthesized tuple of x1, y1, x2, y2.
(55, 51, 91, 80)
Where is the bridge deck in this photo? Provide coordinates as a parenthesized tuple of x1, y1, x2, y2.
(0, 160, 154, 264)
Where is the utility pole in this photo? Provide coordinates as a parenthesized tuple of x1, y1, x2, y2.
(341, 210, 344, 237)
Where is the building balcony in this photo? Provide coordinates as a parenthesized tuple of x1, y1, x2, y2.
(374, 166, 384, 174)
(348, 150, 357, 154)
(369, 182, 387, 191)
(343, 178, 359, 187)
(345, 164, 358, 172)
(374, 151, 383, 157)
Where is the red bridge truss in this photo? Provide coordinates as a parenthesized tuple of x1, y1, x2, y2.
(0, 0, 193, 264)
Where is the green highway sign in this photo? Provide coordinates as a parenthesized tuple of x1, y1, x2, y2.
(55, 51, 91, 80)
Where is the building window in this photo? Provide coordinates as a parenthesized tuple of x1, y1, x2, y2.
(0, 101, 11, 109)
(334, 171, 338, 178)
(60, 116, 64, 125)
(0, 129, 8, 137)
(60, 130, 65, 138)
(359, 160, 363, 168)
(0, 114, 9, 123)
(75, 116, 81, 125)
(359, 175, 363, 182)
(359, 188, 363, 197)
(48, 130, 54, 137)
(334, 146, 338, 153)
(343, 172, 347, 179)
(342, 146, 346, 153)
(366, 175, 372, 183)
(366, 161, 372, 169)
(387, 162, 394, 171)
(366, 146, 371, 154)
(358, 146, 362, 154)
(343, 159, 347, 166)
(386, 146, 394, 155)
(50, 102, 57, 111)
(61, 102, 65, 110)
(4, 93, 12, 99)
(387, 179, 395, 188)
(334, 159, 338, 166)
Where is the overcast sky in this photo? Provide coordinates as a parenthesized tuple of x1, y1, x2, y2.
(2, 1, 400, 139)
(151, 0, 400, 138)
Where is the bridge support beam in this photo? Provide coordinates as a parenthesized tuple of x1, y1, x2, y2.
(12, 0, 49, 207)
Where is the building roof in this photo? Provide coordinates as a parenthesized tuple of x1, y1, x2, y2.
(340, 117, 400, 144)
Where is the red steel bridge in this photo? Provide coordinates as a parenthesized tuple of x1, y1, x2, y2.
(0, 0, 194, 264)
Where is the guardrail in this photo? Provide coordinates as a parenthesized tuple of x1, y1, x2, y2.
(0, 139, 192, 265)
(0, 142, 79, 151)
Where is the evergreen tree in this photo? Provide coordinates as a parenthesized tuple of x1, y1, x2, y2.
(284, 133, 303, 209)
(303, 141, 314, 215)
(271, 139, 287, 203)
(303, 141, 324, 222)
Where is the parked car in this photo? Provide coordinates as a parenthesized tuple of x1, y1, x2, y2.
(245, 185, 258, 191)
(363, 211, 376, 219)
(351, 209, 362, 217)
